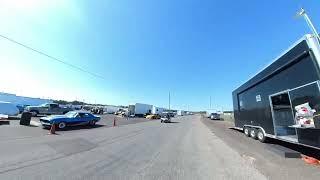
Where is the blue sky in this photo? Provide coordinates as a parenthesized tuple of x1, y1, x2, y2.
(0, 0, 319, 111)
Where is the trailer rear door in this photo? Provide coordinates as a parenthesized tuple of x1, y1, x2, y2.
(289, 81, 320, 113)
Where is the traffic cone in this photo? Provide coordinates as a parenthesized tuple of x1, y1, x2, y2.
(302, 155, 320, 165)
(48, 123, 56, 135)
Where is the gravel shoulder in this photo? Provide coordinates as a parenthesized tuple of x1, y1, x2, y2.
(201, 117, 320, 180)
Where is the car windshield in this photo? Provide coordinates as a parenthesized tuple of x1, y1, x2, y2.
(64, 111, 77, 118)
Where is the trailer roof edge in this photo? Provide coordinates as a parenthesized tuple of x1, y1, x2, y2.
(234, 34, 312, 92)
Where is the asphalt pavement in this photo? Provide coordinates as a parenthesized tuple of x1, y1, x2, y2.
(0, 115, 266, 180)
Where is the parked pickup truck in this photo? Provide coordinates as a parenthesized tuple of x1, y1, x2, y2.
(25, 103, 72, 116)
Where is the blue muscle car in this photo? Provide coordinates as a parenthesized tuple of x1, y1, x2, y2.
(40, 111, 101, 129)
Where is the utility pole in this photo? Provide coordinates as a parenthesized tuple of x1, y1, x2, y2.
(297, 8, 320, 42)
(168, 92, 171, 110)
(210, 96, 212, 109)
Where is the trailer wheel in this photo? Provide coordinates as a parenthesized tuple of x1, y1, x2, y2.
(244, 127, 250, 137)
(257, 129, 267, 142)
(250, 128, 257, 139)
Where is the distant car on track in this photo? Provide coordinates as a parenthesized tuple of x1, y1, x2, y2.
(40, 111, 100, 129)
(146, 114, 161, 119)
(210, 113, 220, 120)
(160, 113, 171, 123)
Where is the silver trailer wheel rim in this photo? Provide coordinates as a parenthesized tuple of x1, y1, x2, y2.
(258, 132, 263, 140)
(244, 128, 249, 135)
(250, 130, 255, 137)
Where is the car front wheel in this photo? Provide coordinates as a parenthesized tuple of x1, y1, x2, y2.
(58, 122, 67, 129)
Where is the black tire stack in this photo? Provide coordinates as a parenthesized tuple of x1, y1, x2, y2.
(20, 112, 32, 126)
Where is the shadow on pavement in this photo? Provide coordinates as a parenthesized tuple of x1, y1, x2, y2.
(24, 124, 39, 128)
(211, 118, 224, 121)
(34, 115, 47, 117)
(7, 116, 21, 120)
(48, 124, 106, 131)
(229, 128, 320, 159)
(267, 138, 320, 159)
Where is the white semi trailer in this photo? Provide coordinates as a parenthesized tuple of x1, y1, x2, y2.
(152, 106, 165, 115)
(103, 106, 120, 114)
(177, 110, 186, 116)
(129, 103, 153, 117)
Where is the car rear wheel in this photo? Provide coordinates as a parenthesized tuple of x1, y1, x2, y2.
(58, 122, 66, 129)
(244, 127, 250, 137)
(250, 128, 257, 139)
(89, 120, 96, 126)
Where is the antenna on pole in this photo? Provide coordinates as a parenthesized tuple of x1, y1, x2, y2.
(297, 8, 320, 42)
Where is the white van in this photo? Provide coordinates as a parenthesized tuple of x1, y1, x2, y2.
(0, 101, 19, 116)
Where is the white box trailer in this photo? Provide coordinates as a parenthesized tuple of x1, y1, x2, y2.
(0, 93, 52, 106)
(133, 103, 153, 117)
(103, 106, 120, 114)
(128, 104, 135, 116)
(0, 101, 19, 116)
(152, 106, 165, 115)
(177, 110, 186, 116)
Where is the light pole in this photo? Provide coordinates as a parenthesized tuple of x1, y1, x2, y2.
(297, 8, 320, 42)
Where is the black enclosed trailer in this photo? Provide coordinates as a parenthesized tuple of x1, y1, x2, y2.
(232, 34, 320, 149)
